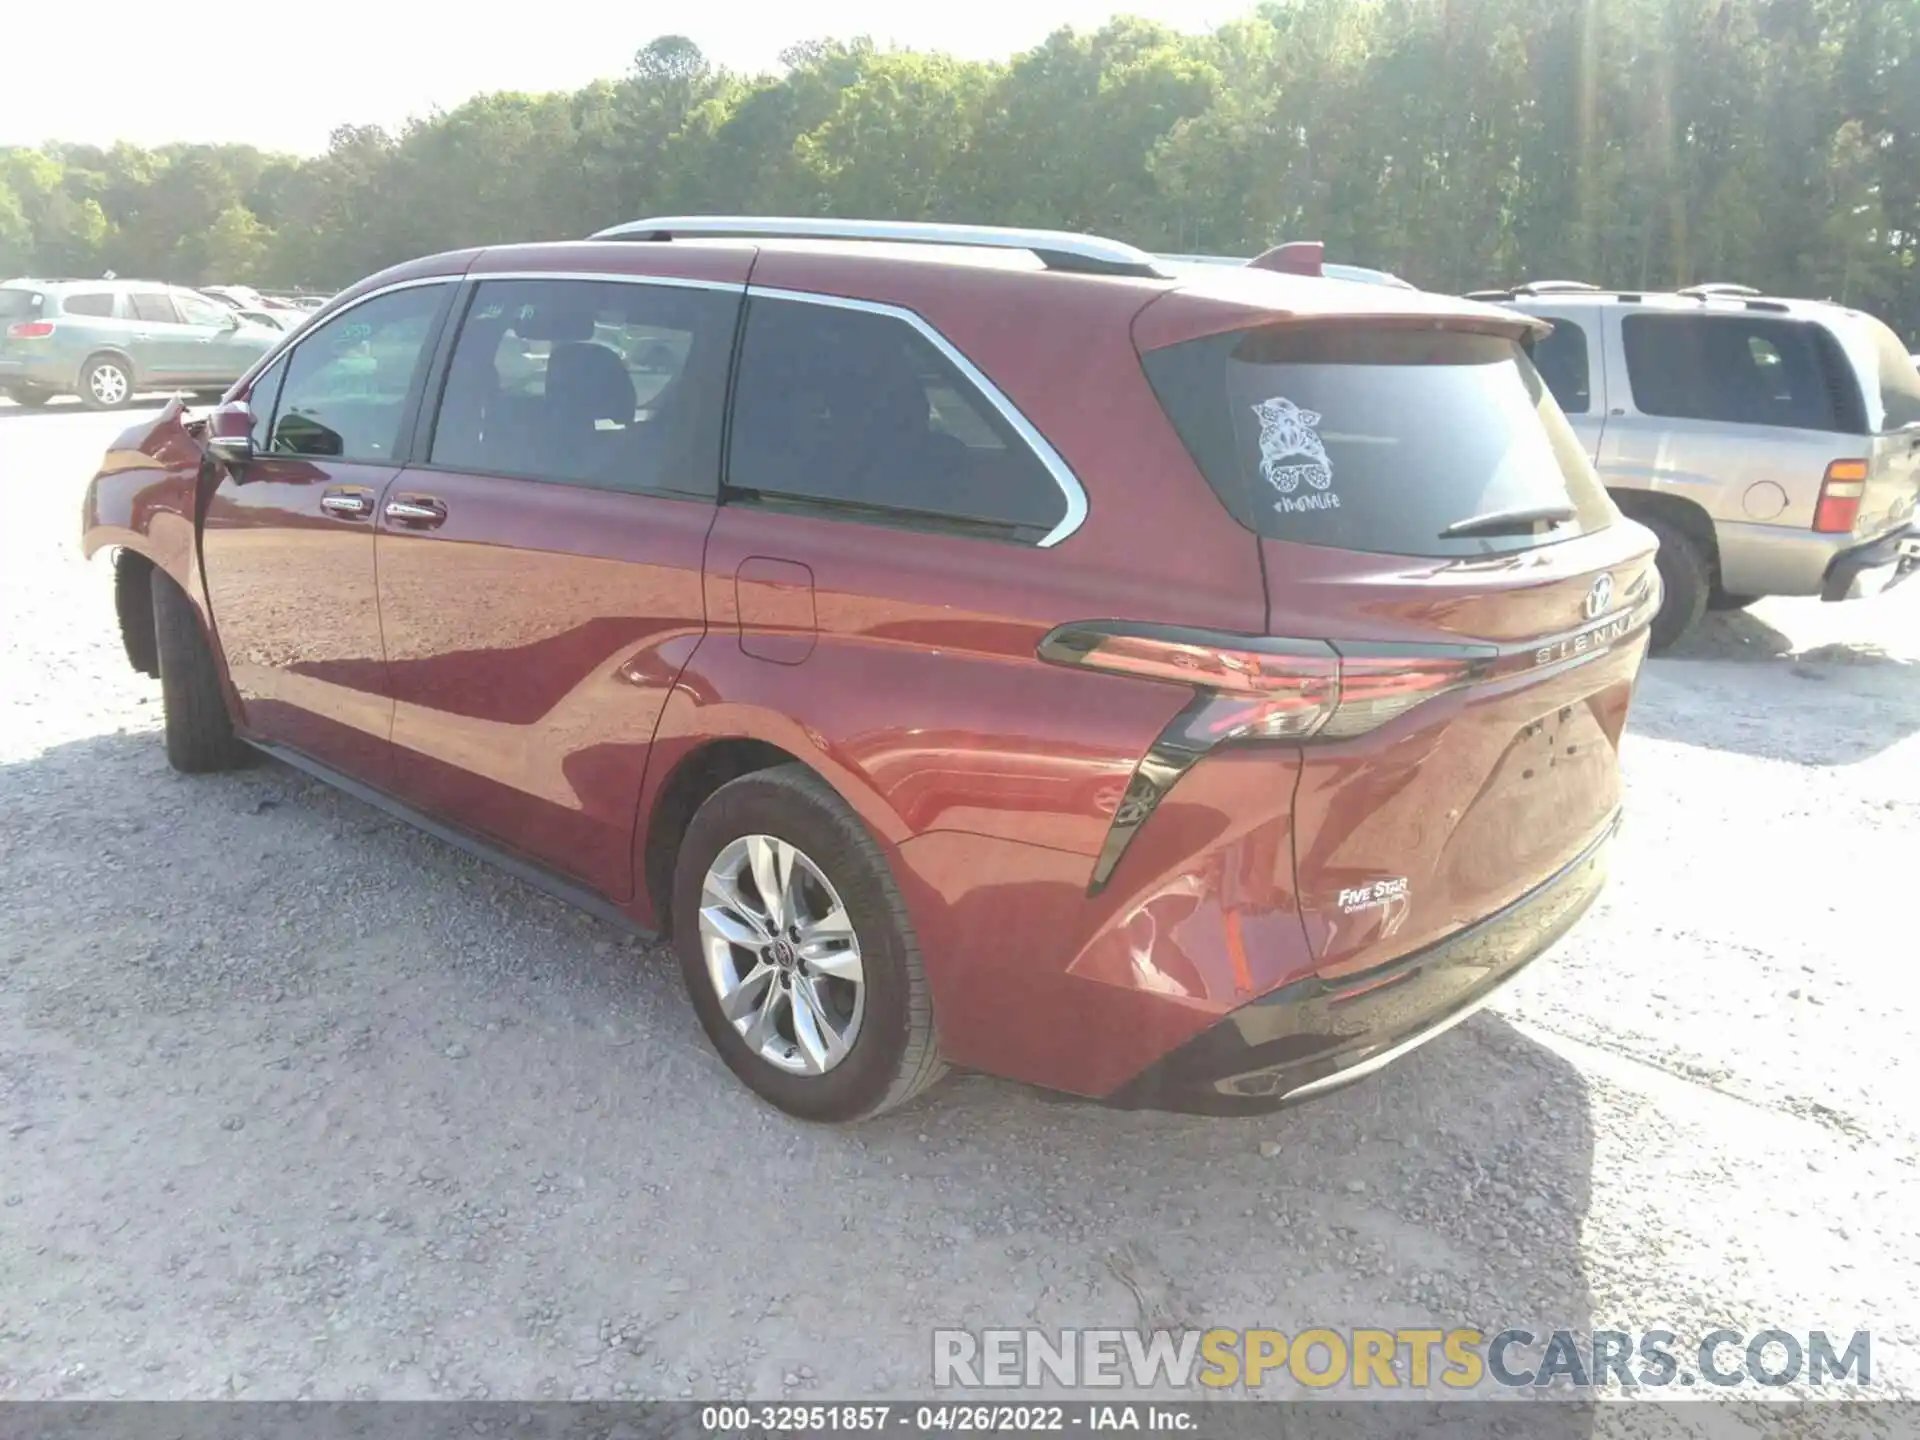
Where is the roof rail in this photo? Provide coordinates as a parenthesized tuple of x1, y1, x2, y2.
(590, 215, 1172, 279)
(1678, 282, 1762, 299)
(1515, 280, 1602, 295)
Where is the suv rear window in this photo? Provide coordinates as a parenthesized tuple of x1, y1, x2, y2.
(1142, 327, 1612, 557)
(0, 288, 45, 320)
(1621, 312, 1852, 431)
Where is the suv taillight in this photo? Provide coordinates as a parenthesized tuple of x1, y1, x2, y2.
(5, 321, 54, 339)
(1814, 460, 1868, 534)
(1037, 622, 1492, 892)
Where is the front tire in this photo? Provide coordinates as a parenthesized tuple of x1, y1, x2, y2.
(151, 571, 249, 773)
(1643, 516, 1710, 653)
(672, 764, 945, 1122)
(1708, 587, 1759, 612)
(81, 355, 133, 410)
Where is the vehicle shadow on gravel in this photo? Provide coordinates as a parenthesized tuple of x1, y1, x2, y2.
(0, 731, 1596, 1410)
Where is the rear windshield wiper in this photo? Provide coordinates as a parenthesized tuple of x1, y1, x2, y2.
(1439, 503, 1577, 539)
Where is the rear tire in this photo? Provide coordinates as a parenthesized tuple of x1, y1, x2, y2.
(5, 384, 55, 408)
(671, 764, 946, 1122)
(151, 571, 248, 773)
(1707, 587, 1759, 612)
(80, 355, 133, 410)
(1643, 516, 1710, 653)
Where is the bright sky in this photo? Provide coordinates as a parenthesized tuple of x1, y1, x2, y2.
(3, 0, 1246, 155)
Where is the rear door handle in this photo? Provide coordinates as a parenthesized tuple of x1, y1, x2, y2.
(319, 489, 374, 519)
(384, 496, 447, 528)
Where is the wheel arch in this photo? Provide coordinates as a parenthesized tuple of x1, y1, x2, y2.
(640, 737, 809, 933)
(112, 548, 160, 678)
(1608, 487, 1720, 577)
(77, 345, 139, 392)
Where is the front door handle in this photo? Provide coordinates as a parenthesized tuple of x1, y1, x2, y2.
(384, 496, 447, 528)
(319, 490, 373, 519)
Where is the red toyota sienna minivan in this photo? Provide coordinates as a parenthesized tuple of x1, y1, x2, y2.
(81, 217, 1659, 1121)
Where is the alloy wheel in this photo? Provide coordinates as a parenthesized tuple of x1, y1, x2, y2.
(697, 834, 865, 1076)
(90, 363, 129, 406)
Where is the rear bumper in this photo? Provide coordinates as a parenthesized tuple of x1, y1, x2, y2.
(1103, 813, 1617, 1115)
(0, 353, 67, 389)
(1820, 523, 1918, 602)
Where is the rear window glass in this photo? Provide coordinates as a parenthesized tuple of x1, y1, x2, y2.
(1621, 313, 1849, 431)
(1142, 327, 1613, 557)
(1835, 313, 1920, 432)
(60, 291, 115, 318)
(0, 288, 45, 320)
(1531, 316, 1591, 414)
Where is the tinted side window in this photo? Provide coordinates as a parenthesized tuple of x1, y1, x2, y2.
(175, 291, 231, 326)
(1622, 313, 1838, 431)
(246, 355, 288, 450)
(129, 291, 181, 324)
(726, 296, 1069, 538)
(60, 292, 115, 318)
(429, 277, 738, 498)
(269, 285, 447, 462)
(1531, 317, 1591, 414)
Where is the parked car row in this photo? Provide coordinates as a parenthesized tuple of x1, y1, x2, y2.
(1, 278, 292, 408)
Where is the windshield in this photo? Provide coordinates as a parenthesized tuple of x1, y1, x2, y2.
(1142, 326, 1614, 557)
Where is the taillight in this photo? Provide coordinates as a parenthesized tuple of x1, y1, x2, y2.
(1038, 623, 1485, 745)
(1814, 459, 1868, 534)
(1038, 622, 1491, 893)
(5, 321, 54, 339)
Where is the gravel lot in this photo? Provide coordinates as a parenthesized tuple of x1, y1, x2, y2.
(2, 400, 1917, 1412)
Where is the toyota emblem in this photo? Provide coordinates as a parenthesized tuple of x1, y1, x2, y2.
(1584, 573, 1615, 620)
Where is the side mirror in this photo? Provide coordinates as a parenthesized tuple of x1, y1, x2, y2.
(219, 311, 241, 331)
(205, 399, 256, 467)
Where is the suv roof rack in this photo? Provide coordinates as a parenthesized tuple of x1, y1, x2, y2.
(1678, 282, 1761, 298)
(590, 215, 1172, 279)
(1463, 280, 1602, 301)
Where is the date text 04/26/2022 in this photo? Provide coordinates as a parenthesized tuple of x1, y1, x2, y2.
(699, 1405, 1192, 1432)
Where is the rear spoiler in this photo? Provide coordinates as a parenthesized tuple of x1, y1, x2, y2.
(1156, 244, 1417, 291)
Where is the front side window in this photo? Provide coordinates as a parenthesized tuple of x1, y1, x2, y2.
(246, 356, 288, 451)
(129, 291, 181, 324)
(429, 277, 738, 497)
(268, 285, 447, 462)
(60, 292, 115, 318)
(1622, 313, 1842, 431)
(726, 296, 1069, 539)
(175, 291, 232, 326)
(1531, 316, 1592, 415)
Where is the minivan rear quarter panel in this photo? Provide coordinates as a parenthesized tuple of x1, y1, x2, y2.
(637, 250, 1299, 1092)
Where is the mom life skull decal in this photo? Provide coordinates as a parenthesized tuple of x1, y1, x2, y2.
(1250, 396, 1339, 512)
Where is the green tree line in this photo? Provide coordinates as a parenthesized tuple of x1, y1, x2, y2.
(5, 0, 1919, 334)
